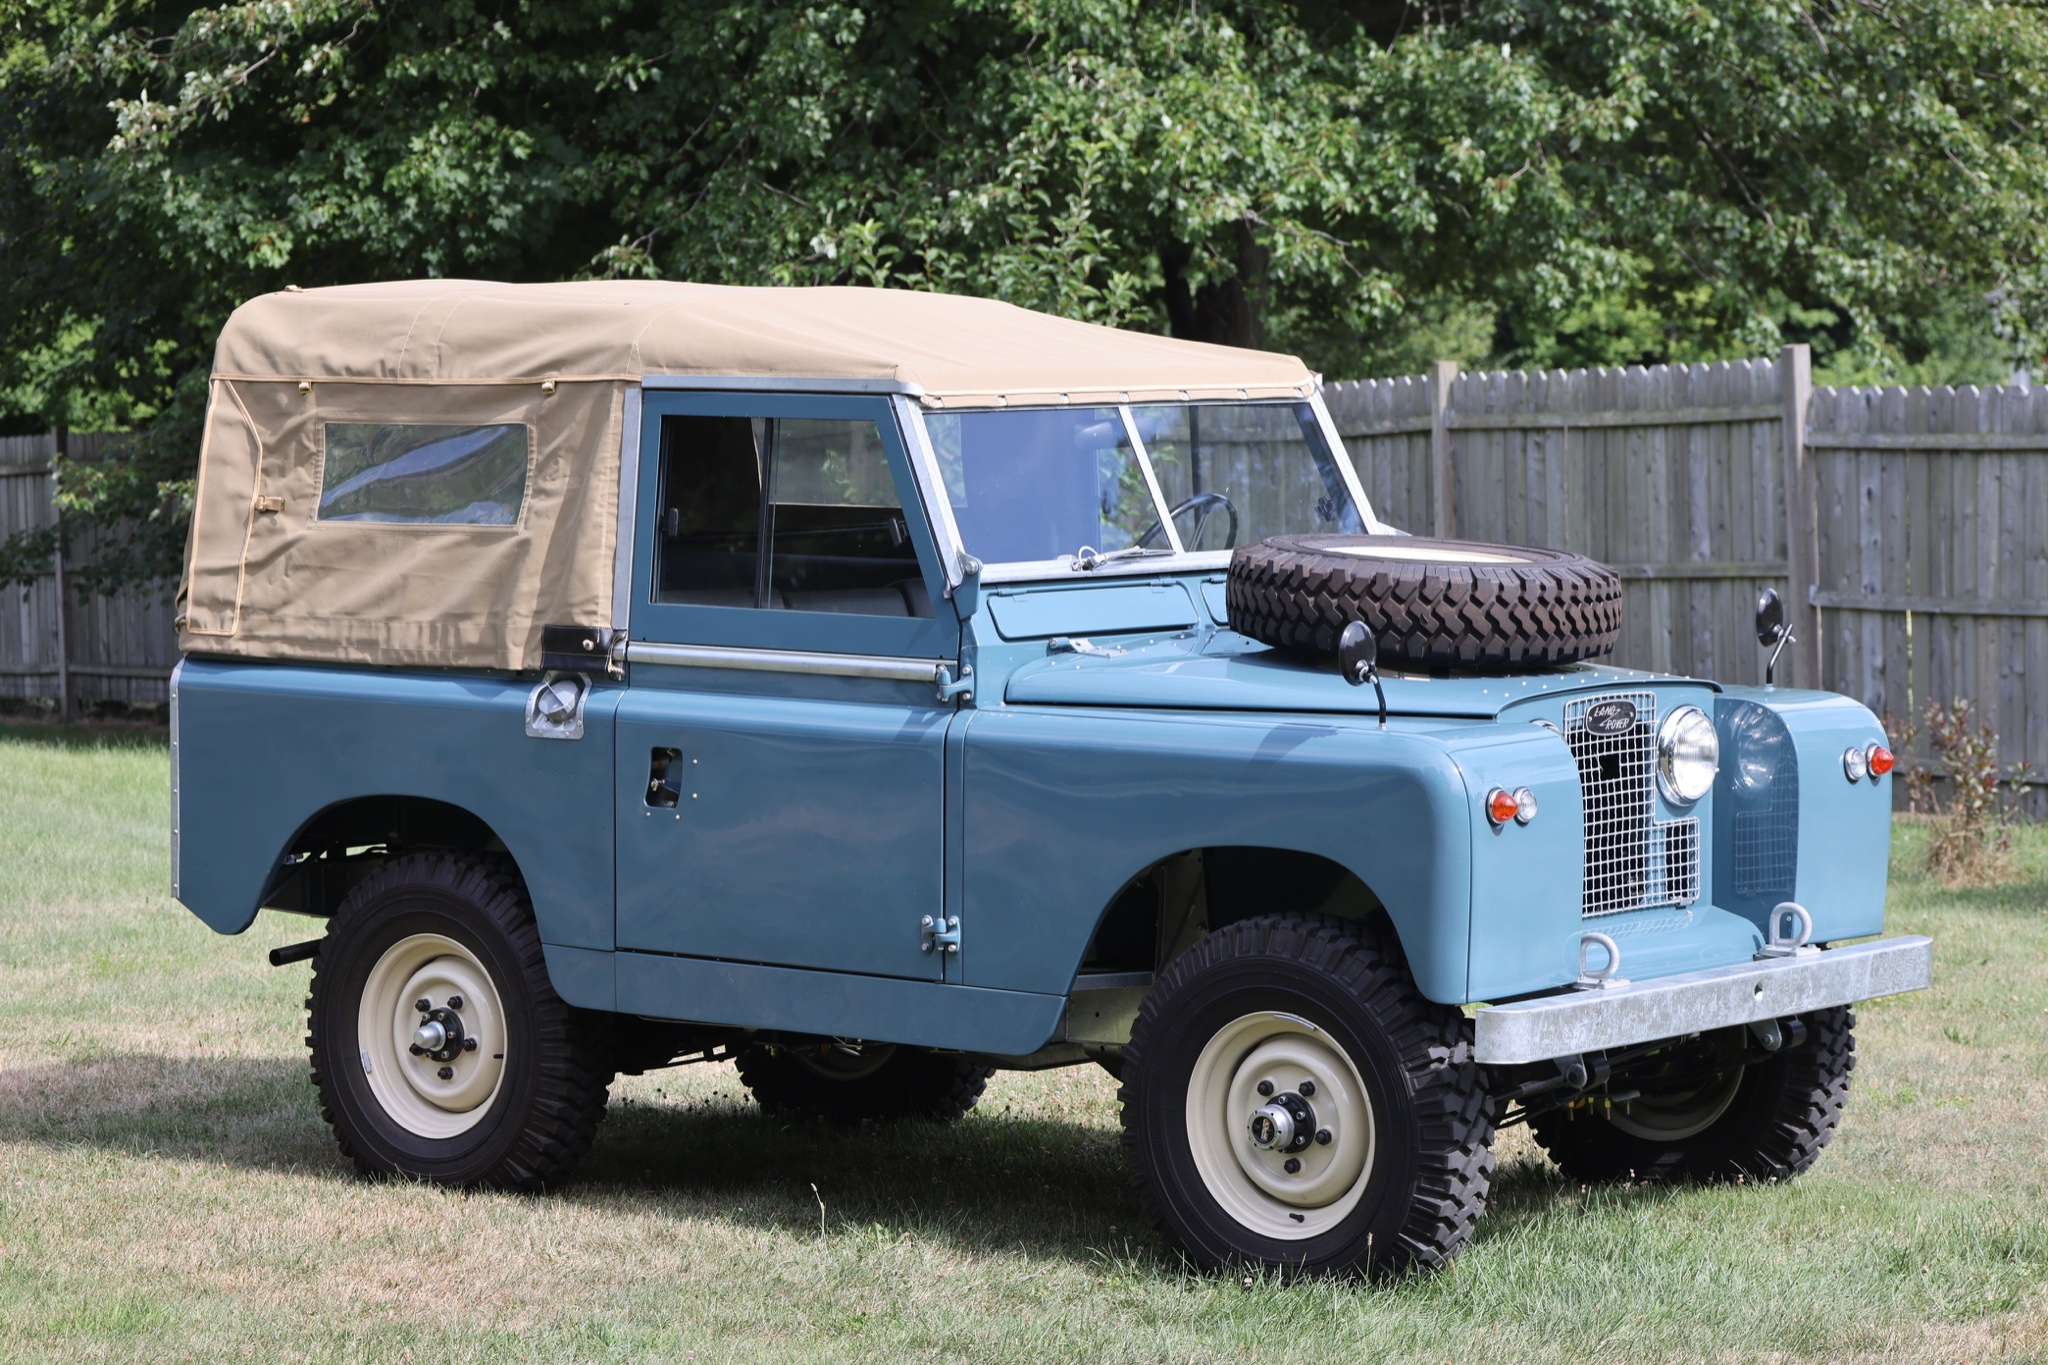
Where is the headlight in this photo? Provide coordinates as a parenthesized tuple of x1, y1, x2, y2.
(1657, 705, 1719, 804)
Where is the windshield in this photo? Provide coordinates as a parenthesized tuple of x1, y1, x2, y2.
(926, 407, 1163, 564)
(1132, 402, 1361, 549)
(923, 400, 1364, 567)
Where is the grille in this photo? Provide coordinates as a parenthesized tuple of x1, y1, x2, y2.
(1565, 691, 1702, 917)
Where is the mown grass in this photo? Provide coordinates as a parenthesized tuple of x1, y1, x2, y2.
(0, 719, 2044, 1363)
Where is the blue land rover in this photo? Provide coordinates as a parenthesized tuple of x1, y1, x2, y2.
(170, 280, 1929, 1275)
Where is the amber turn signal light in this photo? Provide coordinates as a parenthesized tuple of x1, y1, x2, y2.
(1867, 744, 1895, 778)
(1486, 787, 1521, 826)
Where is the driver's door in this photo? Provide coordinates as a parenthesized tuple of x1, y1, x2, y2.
(613, 391, 961, 981)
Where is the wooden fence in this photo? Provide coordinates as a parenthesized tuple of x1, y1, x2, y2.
(1325, 345, 2047, 813)
(0, 432, 179, 712)
(3, 349, 2044, 812)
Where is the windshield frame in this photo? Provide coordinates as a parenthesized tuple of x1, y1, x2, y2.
(894, 391, 1387, 588)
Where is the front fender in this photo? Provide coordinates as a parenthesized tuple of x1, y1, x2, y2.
(958, 707, 1474, 1002)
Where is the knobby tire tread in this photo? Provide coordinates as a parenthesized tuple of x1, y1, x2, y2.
(306, 851, 613, 1191)
(1119, 913, 1494, 1277)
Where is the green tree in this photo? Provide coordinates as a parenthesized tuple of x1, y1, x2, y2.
(5, 0, 2047, 587)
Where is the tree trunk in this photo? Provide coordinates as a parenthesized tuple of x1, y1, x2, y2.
(1160, 221, 1269, 350)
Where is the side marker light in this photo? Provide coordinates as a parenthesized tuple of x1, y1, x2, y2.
(1514, 787, 1539, 825)
(1867, 744, 1895, 778)
(1842, 746, 1869, 783)
(1486, 788, 1521, 826)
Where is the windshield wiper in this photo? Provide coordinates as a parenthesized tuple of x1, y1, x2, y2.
(1071, 545, 1175, 571)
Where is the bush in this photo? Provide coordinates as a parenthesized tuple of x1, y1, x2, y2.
(1916, 699, 2035, 886)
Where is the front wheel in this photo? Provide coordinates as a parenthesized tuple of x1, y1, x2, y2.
(307, 852, 612, 1189)
(1528, 1008, 1855, 1185)
(1119, 913, 1494, 1277)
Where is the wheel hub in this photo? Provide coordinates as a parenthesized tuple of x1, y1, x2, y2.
(1248, 1090, 1316, 1153)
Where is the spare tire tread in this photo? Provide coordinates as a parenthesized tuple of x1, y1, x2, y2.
(1227, 535, 1623, 673)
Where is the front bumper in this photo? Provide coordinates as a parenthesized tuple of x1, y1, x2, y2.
(1472, 935, 1932, 1065)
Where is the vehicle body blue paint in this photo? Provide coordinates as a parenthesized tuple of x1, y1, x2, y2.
(173, 378, 1899, 1064)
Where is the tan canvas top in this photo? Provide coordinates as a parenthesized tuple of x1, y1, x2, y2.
(181, 281, 1318, 672)
(213, 279, 1317, 405)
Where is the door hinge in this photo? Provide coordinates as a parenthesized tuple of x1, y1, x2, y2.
(934, 662, 973, 704)
(920, 915, 961, 955)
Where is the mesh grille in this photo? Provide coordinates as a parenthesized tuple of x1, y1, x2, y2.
(1566, 691, 1702, 917)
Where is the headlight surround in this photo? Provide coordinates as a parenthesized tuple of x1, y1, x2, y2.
(1657, 705, 1720, 805)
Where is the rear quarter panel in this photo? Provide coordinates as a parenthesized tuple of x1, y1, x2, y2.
(173, 659, 619, 951)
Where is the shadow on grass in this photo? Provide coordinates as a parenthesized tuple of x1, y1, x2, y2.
(0, 1049, 1705, 1272)
(0, 1051, 1156, 1265)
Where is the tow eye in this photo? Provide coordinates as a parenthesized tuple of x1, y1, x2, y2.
(409, 996, 481, 1079)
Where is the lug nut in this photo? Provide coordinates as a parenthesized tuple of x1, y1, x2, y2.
(447, 995, 463, 1010)
(1283, 1157, 1302, 1174)
(415, 998, 431, 1014)
(409, 1044, 424, 1056)
(1298, 1079, 1316, 1097)
(437, 1065, 454, 1080)
(1256, 1080, 1275, 1097)
(1316, 1129, 1333, 1146)
(462, 1037, 478, 1052)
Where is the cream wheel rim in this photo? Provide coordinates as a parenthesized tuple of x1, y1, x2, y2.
(1185, 1011, 1376, 1241)
(357, 933, 509, 1139)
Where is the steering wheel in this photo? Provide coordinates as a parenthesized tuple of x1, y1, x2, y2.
(1137, 492, 1240, 552)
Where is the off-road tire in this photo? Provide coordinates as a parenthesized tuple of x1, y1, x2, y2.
(735, 1043, 993, 1124)
(1119, 913, 1494, 1278)
(1226, 534, 1623, 673)
(307, 852, 613, 1189)
(1528, 1007, 1855, 1185)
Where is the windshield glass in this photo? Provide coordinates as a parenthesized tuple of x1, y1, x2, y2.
(923, 400, 1364, 567)
(1132, 402, 1362, 549)
(926, 407, 1162, 564)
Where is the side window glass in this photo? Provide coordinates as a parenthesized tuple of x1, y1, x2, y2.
(319, 423, 529, 525)
(653, 414, 930, 618)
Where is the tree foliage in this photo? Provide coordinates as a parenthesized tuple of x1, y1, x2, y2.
(5, 0, 2048, 586)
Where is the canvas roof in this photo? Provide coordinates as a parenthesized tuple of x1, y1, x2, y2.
(213, 279, 1319, 406)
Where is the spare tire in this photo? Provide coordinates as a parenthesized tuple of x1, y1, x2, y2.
(1226, 534, 1623, 674)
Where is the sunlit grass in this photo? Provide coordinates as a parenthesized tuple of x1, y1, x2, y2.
(1, 720, 2044, 1362)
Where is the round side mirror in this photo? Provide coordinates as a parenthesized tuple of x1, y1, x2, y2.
(1337, 621, 1378, 686)
(1755, 588, 1786, 649)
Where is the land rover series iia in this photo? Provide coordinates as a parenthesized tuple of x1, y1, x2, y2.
(171, 281, 1930, 1275)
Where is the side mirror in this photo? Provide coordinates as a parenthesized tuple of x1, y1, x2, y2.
(1337, 621, 1387, 730)
(1337, 621, 1378, 686)
(1755, 588, 1786, 648)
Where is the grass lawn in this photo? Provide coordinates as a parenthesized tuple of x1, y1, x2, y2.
(1, 720, 2045, 1363)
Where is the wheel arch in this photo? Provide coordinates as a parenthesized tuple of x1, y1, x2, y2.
(260, 794, 523, 921)
(1077, 846, 1397, 979)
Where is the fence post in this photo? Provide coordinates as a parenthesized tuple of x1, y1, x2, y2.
(1778, 345, 1821, 689)
(51, 426, 73, 721)
(1429, 359, 1459, 538)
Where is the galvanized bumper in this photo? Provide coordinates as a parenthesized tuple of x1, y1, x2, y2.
(1472, 935, 1933, 1066)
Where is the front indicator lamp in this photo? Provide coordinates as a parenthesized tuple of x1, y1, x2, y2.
(1867, 744, 1895, 778)
(1842, 746, 1869, 783)
(1485, 787, 1538, 827)
(1656, 705, 1719, 805)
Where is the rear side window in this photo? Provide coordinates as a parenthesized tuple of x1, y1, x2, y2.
(318, 423, 530, 526)
(653, 414, 931, 617)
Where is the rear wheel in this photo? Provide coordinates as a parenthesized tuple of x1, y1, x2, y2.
(1528, 1008, 1855, 1184)
(307, 852, 612, 1189)
(735, 1042, 992, 1123)
(1119, 913, 1494, 1277)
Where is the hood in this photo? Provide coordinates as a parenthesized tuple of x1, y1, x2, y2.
(1002, 634, 1710, 720)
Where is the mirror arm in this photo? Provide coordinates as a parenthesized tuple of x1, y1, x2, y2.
(1765, 627, 1794, 688)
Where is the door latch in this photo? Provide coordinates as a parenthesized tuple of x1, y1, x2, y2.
(920, 915, 961, 955)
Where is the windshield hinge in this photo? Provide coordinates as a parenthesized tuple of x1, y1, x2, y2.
(920, 915, 961, 955)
